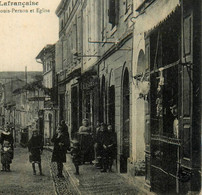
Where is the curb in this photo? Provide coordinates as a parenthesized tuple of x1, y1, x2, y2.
(44, 147, 82, 195)
(63, 161, 82, 195)
(45, 147, 151, 195)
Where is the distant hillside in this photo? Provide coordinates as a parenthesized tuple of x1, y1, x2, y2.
(0, 71, 42, 84)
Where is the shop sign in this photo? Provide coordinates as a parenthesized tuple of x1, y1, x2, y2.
(58, 70, 66, 82)
(82, 76, 98, 90)
(58, 84, 66, 94)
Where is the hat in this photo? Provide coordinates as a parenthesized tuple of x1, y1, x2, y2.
(72, 139, 79, 146)
(170, 104, 177, 109)
(32, 129, 38, 132)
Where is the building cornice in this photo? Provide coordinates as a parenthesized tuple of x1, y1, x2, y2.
(36, 44, 55, 60)
(55, 0, 69, 17)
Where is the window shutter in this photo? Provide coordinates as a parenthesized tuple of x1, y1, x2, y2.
(108, 0, 115, 25)
(145, 36, 151, 188)
(180, 10, 193, 168)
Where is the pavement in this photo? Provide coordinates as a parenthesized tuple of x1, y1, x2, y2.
(0, 145, 153, 195)
(0, 146, 55, 195)
(44, 146, 153, 195)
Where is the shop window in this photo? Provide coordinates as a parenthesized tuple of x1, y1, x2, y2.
(71, 86, 79, 138)
(150, 9, 181, 138)
(59, 94, 65, 121)
(65, 92, 69, 123)
(85, 94, 90, 120)
(100, 76, 106, 123)
(108, 0, 119, 28)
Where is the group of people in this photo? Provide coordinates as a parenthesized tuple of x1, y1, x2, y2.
(28, 120, 70, 178)
(0, 126, 14, 172)
(93, 122, 117, 172)
(0, 119, 117, 178)
(74, 119, 117, 173)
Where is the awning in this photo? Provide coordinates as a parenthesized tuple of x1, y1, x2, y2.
(134, 0, 180, 34)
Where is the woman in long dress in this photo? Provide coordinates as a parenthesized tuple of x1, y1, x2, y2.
(78, 119, 94, 164)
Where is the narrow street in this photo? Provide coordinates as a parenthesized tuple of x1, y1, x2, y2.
(0, 146, 75, 195)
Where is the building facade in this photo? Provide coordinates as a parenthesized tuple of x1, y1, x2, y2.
(81, 0, 134, 173)
(36, 44, 57, 145)
(55, 0, 134, 173)
(54, 0, 201, 194)
(13, 79, 44, 146)
(56, 0, 83, 139)
(132, 0, 201, 194)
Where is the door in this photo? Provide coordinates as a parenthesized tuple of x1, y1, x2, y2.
(71, 86, 79, 138)
(121, 68, 130, 173)
(108, 85, 115, 129)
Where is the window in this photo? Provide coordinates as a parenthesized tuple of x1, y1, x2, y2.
(69, 7, 71, 16)
(65, 10, 68, 21)
(125, 0, 129, 13)
(65, 92, 68, 123)
(72, 0, 74, 8)
(149, 9, 181, 138)
(60, 19, 64, 31)
(108, 0, 119, 28)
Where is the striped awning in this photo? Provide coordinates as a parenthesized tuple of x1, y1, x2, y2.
(134, 0, 180, 34)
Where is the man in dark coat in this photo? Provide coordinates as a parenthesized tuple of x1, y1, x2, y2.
(101, 124, 117, 172)
(51, 125, 70, 178)
(61, 120, 69, 136)
(27, 130, 43, 175)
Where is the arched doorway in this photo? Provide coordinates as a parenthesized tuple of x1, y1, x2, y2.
(48, 113, 52, 140)
(100, 76, 106, 123)
(121, 68, 130, 173)
(108, 70, 115, 129)
(135, 49, 147, 176)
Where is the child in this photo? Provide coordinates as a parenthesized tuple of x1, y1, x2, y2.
(27, 130, 43, 175)
(1, 140, 13, 172)
(71, 139, 81, 175)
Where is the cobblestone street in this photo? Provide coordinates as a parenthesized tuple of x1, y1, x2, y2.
(0, 146, 76, 195)
(63, 154, 146, 195)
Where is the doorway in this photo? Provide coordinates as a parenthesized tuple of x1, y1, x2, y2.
(121, 68, 130, 173)
(48, 113, 52, 140)
(71, 86, 79, 138)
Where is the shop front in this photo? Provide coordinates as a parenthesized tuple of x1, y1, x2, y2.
(80, 70, 99, 130)
(143, 2, 201, 194)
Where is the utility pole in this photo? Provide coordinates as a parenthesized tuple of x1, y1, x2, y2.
(25, 66, 27, 99)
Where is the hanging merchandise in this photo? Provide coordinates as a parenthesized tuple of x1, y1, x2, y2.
(137, 72, 150, 100)
(156, 69, 164, 117)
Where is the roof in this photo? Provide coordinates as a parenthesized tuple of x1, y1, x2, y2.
(55, 0, 69, 17)
(36, 44, 55, 60)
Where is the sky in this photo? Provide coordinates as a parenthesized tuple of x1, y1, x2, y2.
(0, 0, 61, 72)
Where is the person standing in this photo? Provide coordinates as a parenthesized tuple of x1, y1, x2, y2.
(78, 119, 93, 164)
(0, 126, 14, 172)
(27, 130, 43, 175)
(61, 120, 69, 137)
(101, 124, 117, 172)
(51, 125, 70, 178)
(71, 139, 81, 175)
(93, 121, 101, 165)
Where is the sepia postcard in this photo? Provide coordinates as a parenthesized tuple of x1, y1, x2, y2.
(0, 0, 201, 194)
